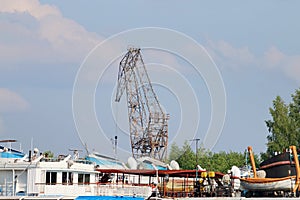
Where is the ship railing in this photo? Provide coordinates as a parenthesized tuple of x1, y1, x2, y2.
(74, 159, 94, 165)
(34, 182, 151, 197)
(163, 191, 194, 198)
(40, 158, 64, 162)
(96, 183, 152, 197)
(40, 157, 94, 165)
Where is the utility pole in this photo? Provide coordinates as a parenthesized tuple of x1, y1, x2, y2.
(111, 136, 118, 160)
(190, 138, 200, 184)
(190, 139, 200, 167)
(114, 136, 118, 159)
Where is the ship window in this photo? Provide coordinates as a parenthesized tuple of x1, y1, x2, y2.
(78, 174, 84, 185)
(46, 172, 50, 184)
(84, 174, 90, 185)
(78, 173, 90, 185)
(62, 172, 67, 185)
(62, 172, 73, 185)
(46, 172, 57, 185)
(69, 172, 73, 185)
(51, 172, 57, 185)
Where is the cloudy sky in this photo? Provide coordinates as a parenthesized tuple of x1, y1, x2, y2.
(0, 0, 299, 160)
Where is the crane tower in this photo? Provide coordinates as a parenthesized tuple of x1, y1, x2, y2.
(115, 48, 169, 161)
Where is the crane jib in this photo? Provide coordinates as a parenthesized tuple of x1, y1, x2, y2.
(115, 48, 169, 162)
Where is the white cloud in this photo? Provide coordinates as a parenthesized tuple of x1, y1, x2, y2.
(263, 46, 285, 67)
(0, 0, 103, 66)
(205, 40, 255, 69)
(0, 0, 61, 18)
(284, 57, 300, 82)
(0, 88, 29, 112)
(263, 46, 300, 82)
(206, 40, 300, 82)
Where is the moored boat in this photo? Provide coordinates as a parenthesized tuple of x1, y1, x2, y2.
(241, 176, 296, 191)
(240, 146, 300, 197)
(259, 151, 296, 178)
(0, 140, 152, 198)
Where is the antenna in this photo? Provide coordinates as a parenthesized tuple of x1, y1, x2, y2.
(114, 136, 117, 158)
(190, 138, 200, 167)
(84, 143, 89, 155)
(111, 136, 118, 160)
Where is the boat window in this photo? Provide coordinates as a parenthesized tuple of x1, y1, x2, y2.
(62, 172, 67, 185)
(78, 173, 90, 185)
(46, 172, 50, 184)
(78, 174, 84, 185)
(69, 172, 73, 185)
(84, 174, 90, 185)
(51, 172, 57, 185)
(46, 172, 57, 185)
(62, 172, 73, 185)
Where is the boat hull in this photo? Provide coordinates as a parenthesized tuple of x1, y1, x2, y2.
(259, 152, 296, 178)
(240, 177, 295, 191)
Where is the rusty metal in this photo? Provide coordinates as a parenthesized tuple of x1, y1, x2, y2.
(115, 48, 168, 161)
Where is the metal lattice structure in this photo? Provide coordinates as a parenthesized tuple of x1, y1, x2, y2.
(115, 48, 169, 161)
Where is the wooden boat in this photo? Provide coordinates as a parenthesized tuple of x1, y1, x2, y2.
(259, 151, 296, 178)
(240, 176, 295, 191)
(241, 146, 300, 194)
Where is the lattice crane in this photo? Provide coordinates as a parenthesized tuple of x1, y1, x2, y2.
(115, 48, 169, 161)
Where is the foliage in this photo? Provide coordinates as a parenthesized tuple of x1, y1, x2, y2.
(168, 142, 182, 162)
(43, 150, 54, 158)
(168, 142, 253, 173)
(265, 89, 300, 158)
(176, 141, 196, 170)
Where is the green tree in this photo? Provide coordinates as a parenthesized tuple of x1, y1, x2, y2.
(265, 89, 300, 158)
(168, 142, 250, 173)
(211, 151, 227, 172)
(168, 143, 182, 162)
(225, 151, 245, 170)
(176, 141, 196, 169)
(290, 89, 300, 144)
(197, 147, 213, 170)
(204, 151, 245, 173)
(43, 150, 54, 158)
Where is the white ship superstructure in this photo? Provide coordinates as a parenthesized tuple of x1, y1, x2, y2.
(0, 141, 152, 198)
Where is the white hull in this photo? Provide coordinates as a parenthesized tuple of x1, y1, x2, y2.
(240, 177, 295, 191)
(39, 184, 151, 197)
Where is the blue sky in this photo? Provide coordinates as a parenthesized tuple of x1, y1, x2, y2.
(0, 0, 299, 160)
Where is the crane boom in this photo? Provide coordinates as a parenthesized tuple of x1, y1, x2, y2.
(115, 48, 168, 161)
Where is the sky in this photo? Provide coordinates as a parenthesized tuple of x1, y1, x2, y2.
(0, 0, 299, 161)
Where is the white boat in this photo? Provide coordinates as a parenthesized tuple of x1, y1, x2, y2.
(0, 141, 152, 198)
(241, 146, 300, 195)
(240, 176, 296, 191)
